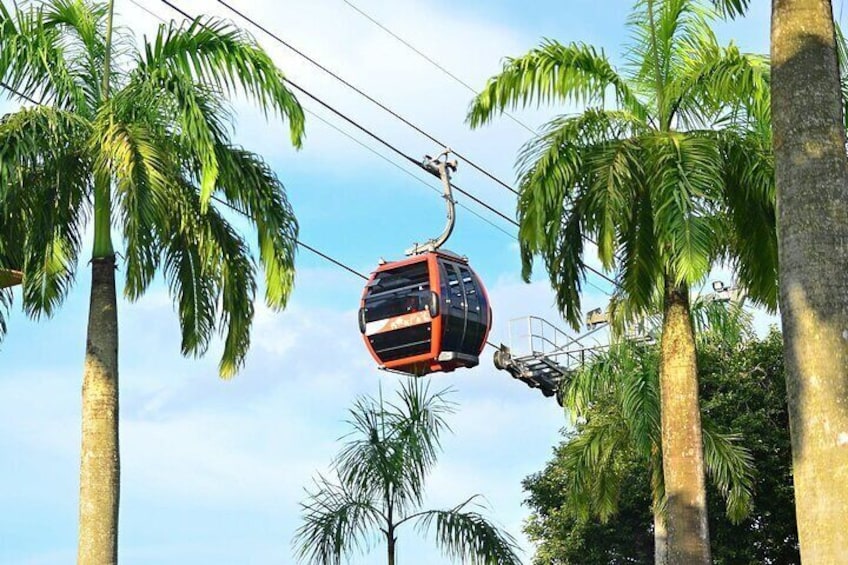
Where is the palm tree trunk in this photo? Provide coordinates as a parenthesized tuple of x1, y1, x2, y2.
(387, 532, 396, 565)
(78, 2, 119, 562)
(771, 1, 848, 561)
(77, 256, 119, 564)
(659, 278, 710, 564)
(654, 510, 668, 565)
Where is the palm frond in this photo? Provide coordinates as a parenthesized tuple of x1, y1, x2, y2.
(213, 144, 298, 309)
(415, 502, 522, 565)
(156, 175, 257, 377)
(690, 294, 753, 348)
(0, 285, 11, 340)
(625, 0, 714, 125)
(710, 0, 750, 18)
(557, 411, 631, 522)
(0, 1, 91, 112)
(515, 109, 646, 328)
(670, 36, 770, 131)
(718, 127, 778, 310)
(294, 475, 384, 565)
(644, 131, 724, 286)
(335, 380, 455, 517)
(468, 39, 648, 128)
(90, 106, 172, 298)
(0, 106, 91, 318)
(40, 0, 115, 104)
(702, 421, 754, 523)
(135, 16, 304, 144)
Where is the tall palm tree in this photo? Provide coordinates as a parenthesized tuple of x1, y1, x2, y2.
(293, 380, 521, 565)
(713, 0, 848, 560)
(467, 1, 775, 562)
(0, 1, 304, 561)
(559, 299, 756, 564)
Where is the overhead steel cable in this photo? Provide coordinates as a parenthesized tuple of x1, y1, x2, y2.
(302, 107, 517, 240)
(211, 0, 521, 196)
(157, 0, 519, 230)
(341, 0, 539, 137)
(192, 0, 614, 284)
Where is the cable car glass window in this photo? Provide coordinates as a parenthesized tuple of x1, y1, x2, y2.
(364, 261, 430, 323)
(459, 266, 479, 313)
(445, 263, 464, 310)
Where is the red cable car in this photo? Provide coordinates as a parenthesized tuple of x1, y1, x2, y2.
(358, 150, 492, 376)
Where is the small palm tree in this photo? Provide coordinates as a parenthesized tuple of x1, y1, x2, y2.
(0, 1, 303, 561)
(559, 299, 756, 564)
(467, 1, 774, 561)
(294, 380, 521, 565)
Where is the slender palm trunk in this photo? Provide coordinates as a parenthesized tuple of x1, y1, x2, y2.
(771, 1, 848, 561)
(78, 2, 119, 562)
(386, 500, 396, 565)
(387, 529, 396, 565)
(77, 256, 119, 564)
(658, 279, 710, 564)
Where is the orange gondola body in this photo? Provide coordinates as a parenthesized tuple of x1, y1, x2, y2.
(358, 250, 491, 376)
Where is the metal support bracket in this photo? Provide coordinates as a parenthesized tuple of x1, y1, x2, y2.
(406, 148, 458, 256)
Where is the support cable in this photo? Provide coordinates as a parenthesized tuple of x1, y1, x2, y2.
(213, 0, 522, 196)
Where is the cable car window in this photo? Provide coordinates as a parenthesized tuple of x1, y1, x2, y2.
(363, 262, 431, 323)
(459, 267, 479, 313)
(444, 263, 464, 310)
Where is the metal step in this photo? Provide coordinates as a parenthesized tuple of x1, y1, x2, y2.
(493, 346, 572, 405)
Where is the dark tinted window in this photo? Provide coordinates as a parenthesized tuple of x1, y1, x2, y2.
(459, 266, 479, 313)
(364, 261, 430, 322)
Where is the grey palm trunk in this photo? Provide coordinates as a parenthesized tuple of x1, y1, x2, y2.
(78, 256, 120, 564)
(659, 279, 710, 564)
(772, 0, 848, 560)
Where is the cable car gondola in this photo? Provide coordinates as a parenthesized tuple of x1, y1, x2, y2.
(358, 150, 492, 376)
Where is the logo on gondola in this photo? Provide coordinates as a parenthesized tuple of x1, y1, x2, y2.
(365, 311, 432, 336)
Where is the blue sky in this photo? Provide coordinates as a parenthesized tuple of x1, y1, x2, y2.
(1, 0, 777, 563)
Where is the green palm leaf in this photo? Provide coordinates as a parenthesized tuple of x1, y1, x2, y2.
(468, 39, 648, 128)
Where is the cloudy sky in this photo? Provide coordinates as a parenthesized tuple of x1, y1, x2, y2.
(0, 0, 779, 563)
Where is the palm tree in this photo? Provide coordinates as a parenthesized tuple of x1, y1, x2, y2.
(293, 380, 521, 565)
(0, 1, 304, 561)
(712, 1, 848, 560)
(467, 1, 775, 562)
(558, 299, 756, 564)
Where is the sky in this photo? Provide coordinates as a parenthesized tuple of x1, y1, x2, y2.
(0, 0, 779, 563)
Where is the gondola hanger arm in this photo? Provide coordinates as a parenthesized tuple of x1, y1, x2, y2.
(406, 148, 458, 256)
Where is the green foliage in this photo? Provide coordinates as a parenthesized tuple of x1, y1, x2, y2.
(467, 0, 775, 330)
(0, 0, 304, 375)
(294, 380, 522, 565)
(523, 329, 799, 564)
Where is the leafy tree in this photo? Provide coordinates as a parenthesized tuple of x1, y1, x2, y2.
(711, 0, 848, 559)
(467, 1, 775, 561)
(523, 327, 799, 564)
(293, 380, 521, 565)
(0, 1, 304, 560)
(551, 300, 757, 564)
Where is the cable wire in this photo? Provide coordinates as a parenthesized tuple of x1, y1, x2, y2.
(212, 0, 521, 196)
(341, 0, 538, 139)
(303, 107, 516, 240)
(198, 0, 614, 285)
